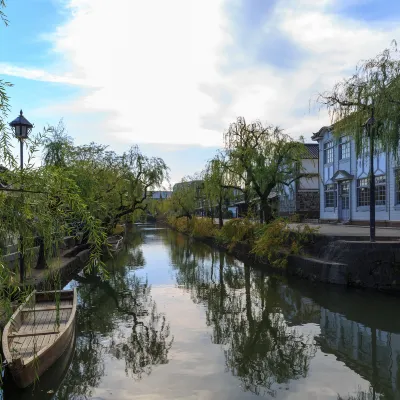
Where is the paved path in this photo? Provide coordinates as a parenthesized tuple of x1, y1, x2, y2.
(210, 218, 400, 238)
(290, 223, 400, 238)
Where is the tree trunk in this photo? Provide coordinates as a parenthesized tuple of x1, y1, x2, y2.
(260, 198, 272, 224)
(35, 236, 47, 269)
(244, 264, 254, 333)
(218, 198, 223, 228)
(219, 252, 225, 308)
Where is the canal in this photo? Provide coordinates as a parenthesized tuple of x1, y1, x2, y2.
(3, 224, 400, 399)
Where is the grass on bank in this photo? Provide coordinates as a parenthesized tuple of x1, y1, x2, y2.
(167, 216, 318, 268)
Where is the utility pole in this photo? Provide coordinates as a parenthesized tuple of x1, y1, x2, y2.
(365, 109, 376, 242)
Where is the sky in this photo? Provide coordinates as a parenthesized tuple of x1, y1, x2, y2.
(1, 0, 400, 185)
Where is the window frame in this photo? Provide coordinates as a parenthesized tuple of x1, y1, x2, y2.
(339, 136, 350, 161)
(395, 169, 400, 205)
(324, 183, 337, 208)
(357, 175, 386, 207)
(324, 141, 334, 165)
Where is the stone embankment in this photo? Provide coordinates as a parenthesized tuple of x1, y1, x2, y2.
(1, 235, 90, 291)
(180, 225, 400, 294)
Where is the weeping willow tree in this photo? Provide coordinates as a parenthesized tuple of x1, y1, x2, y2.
(169, 175, 203, 220)
(318, 42, 400, 156)
(224, 117, 308, 223)
(203, 152, 233, 228)
(318, 42, 400, 240)
(42, 137, 169, 232)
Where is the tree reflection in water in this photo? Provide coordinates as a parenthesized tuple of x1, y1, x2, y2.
(164, 230, 316, 397)
(55, 234, 173, 399)
(338, 386, 381, 400)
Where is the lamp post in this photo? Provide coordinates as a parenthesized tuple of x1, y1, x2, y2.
(364, 112, 375, 242)
(9, 110, 33, 283)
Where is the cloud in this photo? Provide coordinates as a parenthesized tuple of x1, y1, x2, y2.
(0, 64, 91, 86)
(36, 0, 228, 147)
(4, 0, 400, 152)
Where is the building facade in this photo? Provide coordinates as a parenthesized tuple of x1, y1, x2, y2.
(150, 190, 172, 200)
(312, 126, 400, 225)
(279, 143, 320, 219)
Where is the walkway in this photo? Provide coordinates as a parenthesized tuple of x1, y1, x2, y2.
(211, 218, 400, 239)
(289, 223, 400, 238)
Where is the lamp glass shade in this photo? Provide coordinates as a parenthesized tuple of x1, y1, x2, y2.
(16, 125, 29, 139)
(9, 110, 33, 140)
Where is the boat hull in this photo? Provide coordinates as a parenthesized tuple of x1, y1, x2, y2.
(2, 289, 77, 389)
(3, 328, 76, 399)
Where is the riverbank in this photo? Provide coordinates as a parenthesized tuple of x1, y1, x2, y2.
(165, 217, 400, 294)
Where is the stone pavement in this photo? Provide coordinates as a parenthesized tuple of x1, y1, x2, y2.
(210, 218, 400, 239)
(289, 223, 400, 238)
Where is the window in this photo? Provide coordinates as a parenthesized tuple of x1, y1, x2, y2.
(324, 141, 334, 164)
(357, 178, 369, 207)
(325, 184, 337, 208)
(375, 175, 386, 206)
(339, 136, 350, 160)
(396, 170, 400, 205)
(357, 176, 386, 207)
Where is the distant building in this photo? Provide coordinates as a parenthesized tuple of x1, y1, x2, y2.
(278, 143, 320, 219)
(312, 125, 400, 225)
(150, 190, 172, 200)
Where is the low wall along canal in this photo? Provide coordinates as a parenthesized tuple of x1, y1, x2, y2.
(2, 224, 400, 399)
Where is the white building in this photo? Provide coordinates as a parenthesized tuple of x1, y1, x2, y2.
(279, 143, 320, 219)
(150, 190, 172, 200)
(312, 126, 400, 225)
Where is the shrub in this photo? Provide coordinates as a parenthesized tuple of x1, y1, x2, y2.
(217, 218, 259, 250)
(112, 224, 125, 235)
(192, 218, 216, 238)
(167, 216, 193, 234)
(252, 219, 291, 268)
(252, 219, 318, 268)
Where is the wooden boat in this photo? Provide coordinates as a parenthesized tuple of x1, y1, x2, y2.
(2, 289, 77, 389)
(106, 235, 123, 252)
(2, 328, 76, 399)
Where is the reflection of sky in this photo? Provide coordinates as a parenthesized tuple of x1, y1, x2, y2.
(56, 226, 380, 400)
(131, 228, 176, 286)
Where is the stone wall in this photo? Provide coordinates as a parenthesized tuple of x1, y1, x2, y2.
(185, 228, 400, 294)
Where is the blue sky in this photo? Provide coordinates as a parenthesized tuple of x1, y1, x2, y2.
(1, 0, 400, 184)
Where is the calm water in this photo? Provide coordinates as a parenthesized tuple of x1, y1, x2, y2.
(3, 224, 400, 399)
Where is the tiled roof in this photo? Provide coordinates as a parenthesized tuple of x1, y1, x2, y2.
(311, 125, 332, 141)
(304, 143, 319, 159)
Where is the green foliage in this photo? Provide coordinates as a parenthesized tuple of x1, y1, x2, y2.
(251, 219, 291, 268)
(216, 218, 259, 250)
(318, 42, 400, 157)
(252, 219, 318, 268)
(42, 119, 73, 167)
(191, 218, 217, 238)
(41, 132, 169, 232)
(0, 0, 8, 26)
(167, 216, 216, 238)
(167, 216, 193, 235)
(202, 153, 234, 225)
(169, 176, 202, 219)
(224, 117, 309, 223)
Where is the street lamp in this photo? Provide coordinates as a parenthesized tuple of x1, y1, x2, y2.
(364, 114, 375, 242)
(10, 110, 33, 170)
(9, 110, 34, 283)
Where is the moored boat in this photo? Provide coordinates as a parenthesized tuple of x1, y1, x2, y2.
(2, 289, 77, 388)
(106, 235, 123, 252)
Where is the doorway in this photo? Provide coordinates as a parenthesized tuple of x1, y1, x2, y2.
(339, 181, 350, 222)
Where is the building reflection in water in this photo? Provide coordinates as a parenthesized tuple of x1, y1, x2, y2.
(2, 226, 400, 400)
(163, 227, 400, 399)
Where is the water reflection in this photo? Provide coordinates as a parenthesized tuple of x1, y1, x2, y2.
(162, 228, 400, 399)
(2, 230, 173, 399)
(164, 230, 317, 397)
(3, 226, 400, 399)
